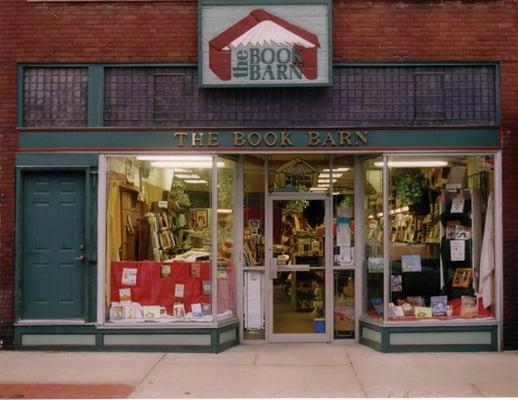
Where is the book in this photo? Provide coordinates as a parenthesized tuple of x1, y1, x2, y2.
(406, 296, 425, 307)
(173, 302, 185, 318)
(123, 304, 139, 320)
(174, 283, 185, 298)
(451, 197, 465, 213)
(452, 268, 473, 288)
(446, 225, 457, 240)
(201, 302, 212, 316)
(202, 280, 212, 296)
(391, 274, 403, 292)
(430, 295, 448, 316)
(461, 295, 477, 318)
(191, 303, 203, 317)
(450, 240, 465, 261)
(401, 302, 415, 317)
(388, 303, 404, 317)
(190, 263, 201, 279)
(401, 254, 422, 272)
(161, 263, 171, 279)
(454, 225, 471, 240)
(121, 267, 137, 286)
(119, 288, 131, 303)
(110, 304, 123, 321)
(143, 305, 161, 319)
(414, 306, 432, 318)
(370, 298, 383, 316)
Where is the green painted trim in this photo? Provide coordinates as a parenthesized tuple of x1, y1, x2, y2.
(88, 169, 99, 323)
(16, 153, 99, 167)
(14, 169, 23, 322)
(359, 319, 498, 353)
(18, 128, 500, 150)
(22, 334, 96, 346)
(19, 63, 90, 67)
(388, 343, 496, 353)
(333, 61, 500, 68)
(359, 323, 383, 352)
(495, 63, 501, 126)
(17, 65, 24, 127)
(15, 323, 240, 352)
(87, 65, 104, 127)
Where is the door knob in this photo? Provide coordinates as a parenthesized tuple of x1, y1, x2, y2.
(74, 255, 85, 262)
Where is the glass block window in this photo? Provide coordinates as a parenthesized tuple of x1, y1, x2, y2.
(104, 66, 497, 128)
(23, 68, 88, 127)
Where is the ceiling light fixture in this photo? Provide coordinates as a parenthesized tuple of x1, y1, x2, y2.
(150, 161, 224, 168)
(374, 161, 448, 168)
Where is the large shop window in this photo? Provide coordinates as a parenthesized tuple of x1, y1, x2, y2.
(364, 154, 496, 322)
(105, 155, 236, 324)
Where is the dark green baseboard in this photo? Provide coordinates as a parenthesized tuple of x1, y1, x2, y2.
(359, 319, 498, 352)
(14, 322, 239, 353)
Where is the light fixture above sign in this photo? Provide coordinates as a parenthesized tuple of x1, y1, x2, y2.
(199, 0, 332, 87)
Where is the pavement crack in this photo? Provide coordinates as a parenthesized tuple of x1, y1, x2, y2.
(471, 384, 486, 397)
(136, 353, 167, 388)
(346, 354, 368, 397)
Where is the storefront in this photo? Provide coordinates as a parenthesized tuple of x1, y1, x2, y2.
(10, 0, 502, 354)
(15, 99, 501, 352)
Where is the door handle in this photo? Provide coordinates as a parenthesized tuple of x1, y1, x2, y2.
(74, 255, 85, 262)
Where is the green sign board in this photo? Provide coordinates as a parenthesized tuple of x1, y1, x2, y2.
(19, 129, 500, 151)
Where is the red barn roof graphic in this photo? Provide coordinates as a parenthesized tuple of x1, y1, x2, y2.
(209, 9, 320, 81)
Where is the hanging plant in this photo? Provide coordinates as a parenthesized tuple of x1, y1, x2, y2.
(392, 168, 424, 206)
(170, 179, 191, 209)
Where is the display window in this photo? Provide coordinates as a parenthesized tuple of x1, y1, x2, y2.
(104, 155, 236, 324)
(364, 154, 496, 322)
(364, 156, 385, 318)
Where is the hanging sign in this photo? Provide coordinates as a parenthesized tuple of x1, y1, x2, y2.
(199, 0, 332, 87)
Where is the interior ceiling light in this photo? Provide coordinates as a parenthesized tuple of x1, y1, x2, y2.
(317, 183, 330, 188)
(319, 173, 343, 179)
(322, 168, 350, 173)
(137, 155, 214, 161)
(150, 161, 224, 168)
(175, 174, 201, 179)
(318, 178, 337, 183)
(374, 161, 448, 168)
(184, 179, 208, 184)
(218, 209, 233, 214)
(310, 187, 327, 191)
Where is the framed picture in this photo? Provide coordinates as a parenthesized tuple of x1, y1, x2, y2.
(195, 209, 208, 231)
(452, 268, 473, 288)
(159, 229, 172, 251)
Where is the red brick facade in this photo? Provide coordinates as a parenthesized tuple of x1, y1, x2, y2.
(1, 0, 517, 348)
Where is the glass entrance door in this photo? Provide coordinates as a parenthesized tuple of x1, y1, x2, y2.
(267, 194, 331, 342)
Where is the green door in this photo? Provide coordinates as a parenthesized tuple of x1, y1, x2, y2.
(21, 172, 86, 319)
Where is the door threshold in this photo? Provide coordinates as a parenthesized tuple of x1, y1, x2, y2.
(16, 319, 87, 326)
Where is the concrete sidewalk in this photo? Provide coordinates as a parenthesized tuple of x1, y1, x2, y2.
(1, 343, 518, 398)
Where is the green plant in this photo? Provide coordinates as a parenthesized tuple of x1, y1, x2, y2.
(392, 168, 424, 205)
(170, 179, 191, 209)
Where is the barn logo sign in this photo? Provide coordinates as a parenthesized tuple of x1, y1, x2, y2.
(199, 1, 331, 87)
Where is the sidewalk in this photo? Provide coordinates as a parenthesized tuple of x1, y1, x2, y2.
(1, 343, 518, 398)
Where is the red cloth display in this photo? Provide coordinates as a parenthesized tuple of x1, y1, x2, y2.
(111, 260, 211, 314)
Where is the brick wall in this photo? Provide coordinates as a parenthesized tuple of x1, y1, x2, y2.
(1, 0, 517, 348)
